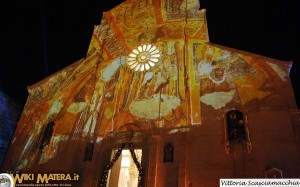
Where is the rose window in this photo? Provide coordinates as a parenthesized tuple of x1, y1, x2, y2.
(127, 44, 161, 71)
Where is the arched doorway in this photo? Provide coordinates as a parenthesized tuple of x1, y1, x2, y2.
(99, 123, 145, 187)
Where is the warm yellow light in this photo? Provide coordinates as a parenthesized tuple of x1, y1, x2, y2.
(127, 44, 161, 72)
(121, 157, 131, 167)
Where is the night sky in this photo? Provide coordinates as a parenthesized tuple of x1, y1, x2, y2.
(1, 0, 299, 109)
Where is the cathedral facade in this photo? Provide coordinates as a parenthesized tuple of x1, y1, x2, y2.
(3, 0, 300, 186)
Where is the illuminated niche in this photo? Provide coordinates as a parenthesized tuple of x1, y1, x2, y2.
(127, 44, 161, 72)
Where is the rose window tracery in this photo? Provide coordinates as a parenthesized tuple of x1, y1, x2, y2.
(127, 44, 161, 71)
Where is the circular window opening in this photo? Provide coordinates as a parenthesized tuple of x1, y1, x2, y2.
(127, 44, 161, 72)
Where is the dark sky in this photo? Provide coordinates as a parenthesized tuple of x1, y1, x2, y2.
(1, 0, 299, 109)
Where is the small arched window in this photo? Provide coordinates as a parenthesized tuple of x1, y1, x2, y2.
(163, 142, 174, 163)
(84, 141, 94, 161)
(226, 110, 246, 142)
(39, 122, 55, 149)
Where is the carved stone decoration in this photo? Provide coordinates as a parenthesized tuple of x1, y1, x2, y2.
(265, 167, 283, 178)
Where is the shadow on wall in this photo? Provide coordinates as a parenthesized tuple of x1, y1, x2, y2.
(0, 91, 21, 169)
